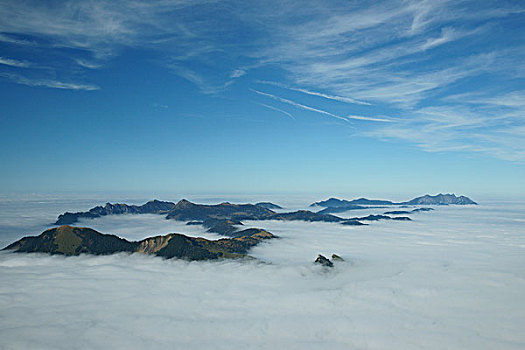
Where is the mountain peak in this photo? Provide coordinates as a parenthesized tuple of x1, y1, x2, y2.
(175, 199, 195, 207)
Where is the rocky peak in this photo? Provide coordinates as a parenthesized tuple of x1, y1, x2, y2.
(175, 199, 194, 208)
(314, 254, 334, 267)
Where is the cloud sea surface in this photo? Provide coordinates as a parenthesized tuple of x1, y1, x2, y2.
(1, 195, 525, 349)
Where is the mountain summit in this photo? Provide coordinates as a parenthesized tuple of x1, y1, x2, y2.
(402, 193, 477, 205)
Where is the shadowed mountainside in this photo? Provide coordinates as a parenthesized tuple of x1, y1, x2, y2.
(255, 202, 283, 210)
(310, 198, 394, 207)
(3, 225, 276, 261)
(55, 200, 176, 225)
(165, 199, 275, 221)
(53, 200, 351, 227)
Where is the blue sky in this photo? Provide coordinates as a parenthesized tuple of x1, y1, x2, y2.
(0, 0, 524, 197)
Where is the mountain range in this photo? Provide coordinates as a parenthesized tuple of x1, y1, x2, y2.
(52, 199, 420, 235)
(3, 225, 276, 260)
(55, 199, 176, 225)
(311, 193, 477, 208)
(3, 194, 470, 261)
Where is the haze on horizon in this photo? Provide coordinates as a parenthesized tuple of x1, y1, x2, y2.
(0, 0, 524, 197)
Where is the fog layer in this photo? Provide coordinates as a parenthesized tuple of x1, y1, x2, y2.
(1, 197, 525, 349)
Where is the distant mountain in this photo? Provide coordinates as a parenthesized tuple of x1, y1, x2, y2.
(383, 210, 411, 215)
(269, 210, 343, 222)
(202, 218, 243, 236)
(316, 205, 372, 214)
(412, 208, 434, 212)
(55, 200, 176, 225)
(310, 198, 350, 207)
(165, 199, 275, 221)
(347, 214, 411, 222)
(49, 197, 432, 238)
(341, 220, 367, 226)
(54, 199, 275, 226)
(4, 225, 276, 261)
(343, 198, 395, 205)
(54, 199, 348, 226)
(384, 208, 434, 215)
(400, 194, 477, 205)
(311, 197, 394, 208)
(311, 194, 476, 208)
(255, 202, 283, 210)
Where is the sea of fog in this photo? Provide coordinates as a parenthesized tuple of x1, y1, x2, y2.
(1, 194, 525, 349)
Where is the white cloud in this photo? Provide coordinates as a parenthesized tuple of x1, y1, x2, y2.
(0, 57, 31, 68)
(251, 88, 349, 122)
(257, 80, 371, 105)
(0, 0, 523, 160)
(256, 102, 295, 120)
(230, 69, 246, 78)
(76, 214, 226, 241)
(252, 89, 394, 123)
(245, 1, 524, 160)
(75, 59, 102, 69)
(1, 197, 525, 349)
(1, 73, 99, 91)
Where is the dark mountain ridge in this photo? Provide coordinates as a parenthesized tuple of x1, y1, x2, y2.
(4, 225, 276, 261)
(310, 197, 394, 208)
(51, 198, 419, 237)
(165, 199, 275, 221)
(55, 199, 176, 225)
(255, 202, 283, 210)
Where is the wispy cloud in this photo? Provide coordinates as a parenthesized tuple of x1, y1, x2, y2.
(153, 103, 169, 110)
(168, 65, 235, 94)
(0, 0, 523, 160)
(251, 88, 349, 123)
(230, 69, 246, 79)
(366, 100, 525, 161)
(0, 33, 35, 46)
(251, 89, 394, 123)
(75, 59, 102, 69)
(257, 80, 371, 105)
(0, 0, 219, 90)
(256, 102, 295, 120)
(0, 57, 31, 68)
(1, 73, 99, 91)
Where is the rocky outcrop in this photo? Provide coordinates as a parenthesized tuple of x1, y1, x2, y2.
(314, 254, 334, 267)
(331, 254, 344, 262)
